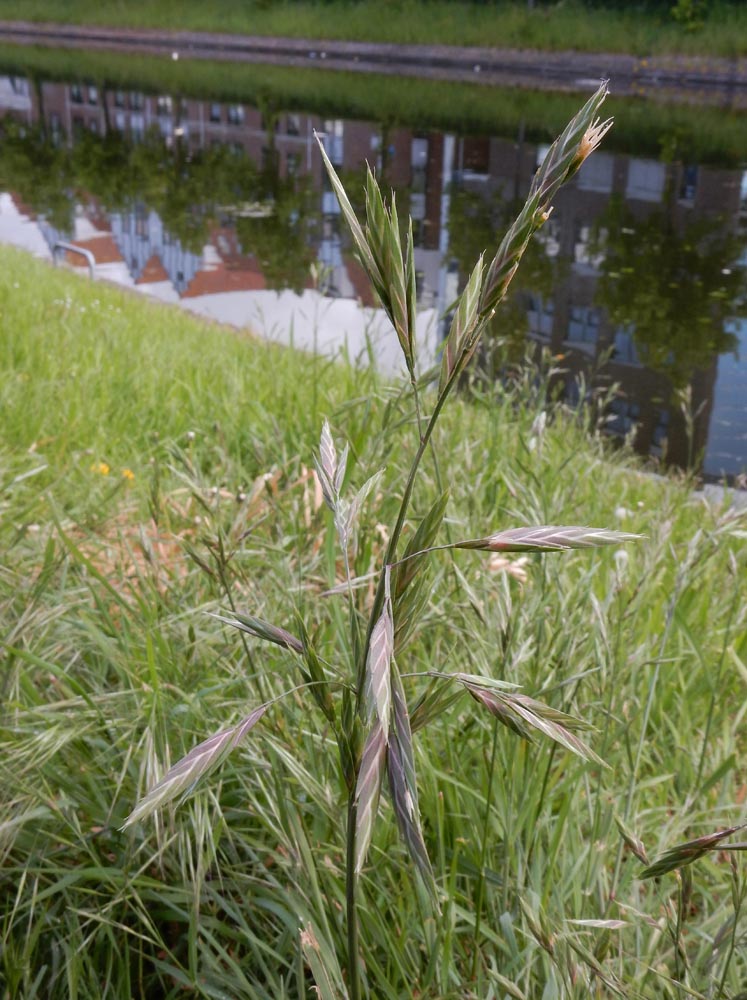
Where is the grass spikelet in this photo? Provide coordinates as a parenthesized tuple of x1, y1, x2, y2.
(314, 131, 382, 295)
(344, 470, 383, 554)
(640, 825, 747, 880)
(390, 668, 417, 810)
(123, 705, 269, 828)
(365, 567, 393, 738)
(478, 81, 610, 321)
(455, 524, 641, 553)
(354, 720, 387, 874)
(463, 682, 604, 766)
(439, 253, 484, 392)
(210, 611, 304, 653)
(392, 490, 449, 653)
(387, 705, 438, 906)
(316, 419, 343, 512)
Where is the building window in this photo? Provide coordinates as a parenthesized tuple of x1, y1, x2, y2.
(130, 113, 145, 140)
(411, 137, 428, 170)
(135, 205, 148, 239)
(536, 217, 561, 258)
(114, 90, 126, 108)
(607, 396, 640, 436)
(286, 113, 301, 136)
(88, 85, 98, 105)
(209, 103, 222, 123)
(157, 95, 173, 116)
(576, 151, 614, 193)
(679, 165, 698, 203)
(322, 189, 341, 216)
(613, 326, 640, 365)
(130, 92, 145, 111)
(70, 83, 84, 104)
(461, 136, 490, 176)
(322, 119, 344, 165)
(566, 306, 600, 346)
(287, 151, 301, 176)
(626, 158, 666, 203)
(227, 104, 244, 125)
(410, 192, 426, 221)
(528, 293, 554, 339)
(574, 225, 605, 270)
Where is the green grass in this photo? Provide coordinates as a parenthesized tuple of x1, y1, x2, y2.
(2, 244, 747, 998)
(2, 0, 747, 57)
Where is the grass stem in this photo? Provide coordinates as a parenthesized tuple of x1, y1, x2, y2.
(346, 794, 362, 1000)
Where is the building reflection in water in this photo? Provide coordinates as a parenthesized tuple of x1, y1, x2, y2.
(1, 73, 745, 477)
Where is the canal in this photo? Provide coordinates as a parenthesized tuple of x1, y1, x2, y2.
(0, 48, 745, 480)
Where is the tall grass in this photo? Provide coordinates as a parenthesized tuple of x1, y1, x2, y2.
(123, 85, 638, 999)
(2, 111, 747, 997)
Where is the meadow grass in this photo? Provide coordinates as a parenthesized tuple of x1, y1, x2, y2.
(1, 0, 747, 58)
(2, 244, 747, 997)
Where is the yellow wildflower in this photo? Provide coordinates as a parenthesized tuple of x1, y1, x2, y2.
(90, 461, 110, 476)
(121, 468, 135, 482)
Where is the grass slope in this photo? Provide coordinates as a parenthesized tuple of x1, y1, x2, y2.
(1, 0, 747, 57)
(1, 246, 747, 997)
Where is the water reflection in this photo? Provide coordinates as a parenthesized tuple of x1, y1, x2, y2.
(1, 73, 746, 477)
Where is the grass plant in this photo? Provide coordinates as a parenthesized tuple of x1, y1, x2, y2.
(1, 0, 747, 58)
(1, 85, 747, 997)
(123, 83, 640, 999)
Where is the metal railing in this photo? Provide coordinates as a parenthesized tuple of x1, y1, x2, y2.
(53, 241, 96, 279)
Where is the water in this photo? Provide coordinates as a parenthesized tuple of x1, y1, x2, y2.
(1, 67, 745, 479)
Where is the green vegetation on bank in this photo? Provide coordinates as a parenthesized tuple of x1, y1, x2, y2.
(2, 41, 747, 167)
(2, 246, 747, 996)
(1, 0, 746, 57)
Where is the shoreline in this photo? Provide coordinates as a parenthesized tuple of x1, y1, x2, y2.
(1, 20, 747, 106)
